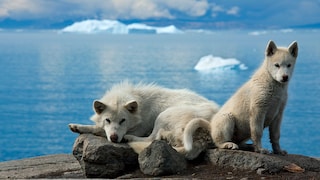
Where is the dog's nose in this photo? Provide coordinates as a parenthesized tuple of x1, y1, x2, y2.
(110, 134, 118, 143)
(282, 75, 288, 82)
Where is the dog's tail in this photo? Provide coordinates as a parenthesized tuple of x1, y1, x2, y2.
(183, 118, 211, 152)
(128, 141, 152, 154)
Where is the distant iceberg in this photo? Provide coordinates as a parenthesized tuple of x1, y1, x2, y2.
(61, 19, 182, 34)
(61, 19, 128, 34)
(194, 55, 247, 72)
(248, 30, 268, 36)
(248, 29, 294, 36)
(127, 23, 182, 34)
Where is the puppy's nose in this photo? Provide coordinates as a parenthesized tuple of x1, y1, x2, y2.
(110, 134, 118, 143)
(282, 75, 288, 82)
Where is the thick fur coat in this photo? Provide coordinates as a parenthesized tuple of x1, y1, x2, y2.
(69, 81, 219, 151)
(210, 40, 298, 154)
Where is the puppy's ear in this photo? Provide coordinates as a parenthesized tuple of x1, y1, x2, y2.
(266, 40, 277, 56)
(125, 100, 138, 113)
(93, 100, 107, 114)
(288, 41, 298, 58)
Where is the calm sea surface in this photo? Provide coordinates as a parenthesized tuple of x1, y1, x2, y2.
(0, 30, 319, 161)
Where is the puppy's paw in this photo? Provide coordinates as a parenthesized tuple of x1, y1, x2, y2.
(68, 124, 80, 133)
(273, 149, 287, 155)
(221, 142, 239, 150)
(255, 148, 270, 154)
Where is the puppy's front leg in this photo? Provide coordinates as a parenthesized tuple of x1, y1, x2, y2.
(68, 124, 106, 137)
(249, 110, 269, 154)
(269, 108, 287, 155)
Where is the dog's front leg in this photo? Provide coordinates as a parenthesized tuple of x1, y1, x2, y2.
(68, 124, 106, 137)
(269, 106, 287, 155)
(249, 109, 269, 154)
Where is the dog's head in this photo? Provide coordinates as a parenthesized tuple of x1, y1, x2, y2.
(265, 40, 298, 84)
(90, 99, 141, 143)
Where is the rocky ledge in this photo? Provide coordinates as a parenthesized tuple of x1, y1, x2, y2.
(0, 134, 319, 179)
(0, 154, 83, 179)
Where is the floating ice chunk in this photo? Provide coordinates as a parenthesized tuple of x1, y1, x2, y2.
(61, 19, 182, 34)
(249, 29, 294, 36)
(248, 30, 268, 36)
(155, 25, 183, 34)
(61, 19, 128, 34)
(127, 23, 156, 34)
(280, 29, 294, 33)
(194, 55, 247, 72)
(127, 23, 182, 34)
(239, 64, 248, 70)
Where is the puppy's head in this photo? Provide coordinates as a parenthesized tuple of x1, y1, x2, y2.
(265, 40, 298, 83)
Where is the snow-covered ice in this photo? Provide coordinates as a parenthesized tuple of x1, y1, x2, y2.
(248, 29, 294, 36)
(194, 55, 247, 72)
(61, 19, 128, 34)
(61, 19, 182, 34)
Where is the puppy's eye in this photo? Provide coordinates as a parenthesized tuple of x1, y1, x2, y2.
(275, 63, 280, 68)
(105, 119, 111, 123)
(120, 119, 126, 125)
(287, 64, 291, 68)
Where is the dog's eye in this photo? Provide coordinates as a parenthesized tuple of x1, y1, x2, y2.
(105, 119, 111, 123)
(287, 64, 291, 68)
(119, 119, 126, 125)
(274, 63, 280, 68)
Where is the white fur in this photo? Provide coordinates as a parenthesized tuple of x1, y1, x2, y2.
(183, 117, 212, 151)
(124, 102, 219, 160)
(210, 40, 298, 154)
(69, 81, 219, 147)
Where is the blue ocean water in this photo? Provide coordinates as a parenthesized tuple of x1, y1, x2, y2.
(0, 30, 319, 161)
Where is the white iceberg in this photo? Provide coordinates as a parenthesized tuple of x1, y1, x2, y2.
(153, 25, 183, 34)
(248, 29, 294, 36)
(279, 29, 294, 33)
(194, 55, 247, 72)
(127, 23, 182, 34)
(61, 19, 182, 34)
(61, 19, 128, 34)
(248, 30, 268, 36)
(127, 23, 157, 34)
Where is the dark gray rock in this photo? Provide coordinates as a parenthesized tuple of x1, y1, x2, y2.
(207, 149, 319, 174)
(0, 154, 83, 179)
(0, 149, 318, 179)
(207, 149, 288, 173)
(72, 135, 320, 177)
(138, 140, 187, 176)
(72, 134, 138, 178)
(270, 154, 320, 172)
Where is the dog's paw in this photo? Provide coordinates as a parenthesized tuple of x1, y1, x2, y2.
(273, 149, 287, 155)
(123, 135, 135, 142)
(255, 148, 270, 154)
(222, 142, 239, 150)
(68, 124, 80, 133)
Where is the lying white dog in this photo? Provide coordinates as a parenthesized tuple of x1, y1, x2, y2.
(69, 81, 219, 159)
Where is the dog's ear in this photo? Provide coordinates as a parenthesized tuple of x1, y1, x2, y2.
(288, 41, 298, 58)
(93, 100, 107, 114)
(125, 100, 138, 113)
(266, 40, 277, 57)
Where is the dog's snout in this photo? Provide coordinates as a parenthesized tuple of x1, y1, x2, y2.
(282, 75, 289, 82)
(110, 134, 118, 143)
